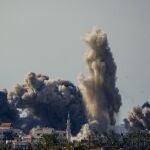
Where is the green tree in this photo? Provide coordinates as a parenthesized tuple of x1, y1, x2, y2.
(37, 134, 58, 150)
(124, 131, 150, 150)
(74, 142, 88, 150)
(64, 142, 89, 150)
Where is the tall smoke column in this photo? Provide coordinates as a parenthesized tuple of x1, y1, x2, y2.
(78, 27, 121, 131)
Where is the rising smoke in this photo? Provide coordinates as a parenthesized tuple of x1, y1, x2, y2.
(0, 91, 18, 123)
(78, 27, 122, 135)
(124, 102, 150, 130)
(0, 27, 122, 137)
(7, 72, 87, 134)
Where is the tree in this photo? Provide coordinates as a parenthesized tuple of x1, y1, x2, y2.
(124, 131, 150, 150)
(36, 134, 58, 150)
(64, 142, 89, 150)
(0, 141, 6, 150)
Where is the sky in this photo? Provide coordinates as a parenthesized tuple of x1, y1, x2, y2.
(0, 0, 150, 122)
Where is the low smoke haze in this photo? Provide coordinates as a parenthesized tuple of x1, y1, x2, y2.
(0, 0, 150, 123)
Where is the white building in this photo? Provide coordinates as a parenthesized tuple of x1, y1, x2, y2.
(30, 127, 54, 139)
(31, 127, 68, 144)
(30, 113, 72, 143)
(12, 141, 30, 150)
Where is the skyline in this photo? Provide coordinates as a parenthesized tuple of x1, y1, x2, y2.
(0, 0, 150, 122)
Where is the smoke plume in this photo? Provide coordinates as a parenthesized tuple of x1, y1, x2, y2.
(78, 27, 122, 133)
(7, 72, 87, 134)
(125, 102, 150, 130)
(0, 91, 18, 123)
(0, 27, 122, 137)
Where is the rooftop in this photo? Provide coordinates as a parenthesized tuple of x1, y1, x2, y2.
(0, 123, 12, 128)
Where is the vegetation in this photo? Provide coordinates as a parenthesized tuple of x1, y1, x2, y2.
(32, 131, 150, 150)
(0, 131, 150, 149)
(34, 134, 58, 150)
(123, 131, 150, 150)
(64, 142, 88, 150)
(0, 141, 13, 150)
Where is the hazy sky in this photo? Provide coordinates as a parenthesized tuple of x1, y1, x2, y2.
(0, 0, 150, 122)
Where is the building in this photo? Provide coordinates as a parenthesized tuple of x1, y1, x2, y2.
(54, 130, 67, 144)
(30, 113, 72, 143)
(12, 140, 31, 150)
(66, 113, 72, 142)
(0, 123, 12, 130)
(30, 127, 68, 144)
(0, 123, 26, 141)
(11, 134, 32, 149)
(0, 123, 13, 140)
(21, 134, 33, 143)
(30, 127, 54, 139)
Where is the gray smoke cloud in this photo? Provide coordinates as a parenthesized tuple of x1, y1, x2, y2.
(0, 27, 122, 138)
(0, 91, 18, 123)
(124, 102, 150, 130)
(7, 72, 87, 134)
(78, 27, 122, 133)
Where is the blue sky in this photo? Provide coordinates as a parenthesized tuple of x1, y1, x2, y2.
(0, 0, 150, 122)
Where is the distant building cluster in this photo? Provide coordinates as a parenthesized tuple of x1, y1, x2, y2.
(0, 123, 28, 149)
(30, 127, 67, 144)
(0, 115, 150, 149)
(0, 113, 139, 150)
(0, 113, 72, 149)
